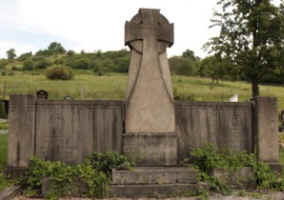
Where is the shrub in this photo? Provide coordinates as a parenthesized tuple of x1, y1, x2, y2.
(68, 57, 90, 69)
(185, 145, 284, 194)
(45, 65, 74, 80)
(87, 152, 134, 177)
(19, 152, 134, 199)
(23, 60, 35, 71)
(34, 58, 51, 69)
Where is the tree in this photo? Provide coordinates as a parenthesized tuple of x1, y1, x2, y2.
(23, 59, 34, 71)
(169, 56, 199, 76)
(6, 49, 16, 60)
(206, 0, 284, 97)
(182, 49, 200, 61)
(47, 42, 66, 55)
(18, 52, 32, 61)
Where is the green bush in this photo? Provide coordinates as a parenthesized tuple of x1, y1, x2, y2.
(87, 152, 134, 177)
(34, 58, 51, 69)
(19, 152, 134, 199)
(23, 59, 35, 71)
(45, 65, 74, 80)
(186, 145, 284, 194)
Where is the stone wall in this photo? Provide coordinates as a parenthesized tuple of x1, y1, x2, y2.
(175, 101, 253, 161)
(8, 95, 279, 167)
(8, 95, 125, 167)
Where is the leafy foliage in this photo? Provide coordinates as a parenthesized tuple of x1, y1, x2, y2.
(206, 0, 284, 97)
(19, 152, 134, 199)
(87, 152, 135, 177)
(45, 65, 74, 80)
(187, 145, 284, 194)
(23, 59, 35, 71)
(6, 49, 16, 60)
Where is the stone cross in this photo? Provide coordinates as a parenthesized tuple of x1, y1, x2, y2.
(125, 9, 174, 53)
(124, 9, 177, 166)
(125, 8, 175, 133)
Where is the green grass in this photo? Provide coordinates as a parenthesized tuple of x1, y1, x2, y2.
(0, 134, 8, 168)
(0, 134, 8, 191)
(1, 71, 284, 110)
(0, 122, 8, 130)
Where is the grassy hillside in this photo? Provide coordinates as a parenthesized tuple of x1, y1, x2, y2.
(1, 71, 284, 110)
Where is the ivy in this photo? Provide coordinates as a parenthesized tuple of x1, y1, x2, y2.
(19, 152, 134, 200)
(186, 145, 284, 194)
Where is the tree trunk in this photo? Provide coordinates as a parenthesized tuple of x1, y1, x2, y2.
(252, 80, 259, 98)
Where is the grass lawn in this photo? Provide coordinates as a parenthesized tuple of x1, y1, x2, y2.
(0, 134, 7, 168)
(1, 71, 284, 110)
(0, 134, 8, 191)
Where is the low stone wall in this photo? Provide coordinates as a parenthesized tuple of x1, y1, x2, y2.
(7, 95, 279, 167)
(176, 101, 253, 161)
(8, 95, 125, 167)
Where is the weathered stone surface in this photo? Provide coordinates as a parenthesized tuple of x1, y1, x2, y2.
(268, 162, 282, 174)
(112, 167, 198, 185)
(125, 9, 175, 133)
(175, 101, 253, 162)
(35, 100, 124, 164)
(123, 132, 177, 166)
(211, 167, 255, 189)
(8, 97, 125, 167)
(0, 186, 21, 200)
(110, 184, 203, 198)
(254, 97, 279, 162)
(8, 95, 36, 167)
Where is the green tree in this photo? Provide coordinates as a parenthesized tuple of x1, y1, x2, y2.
(18, 52, 32, 61)
(6, 49, 16, 60)
(23, 59, 35, 71)
(182, 49, 200, 61)
(47, 42, 66, 55)
(206, 0, 284, 97)
(169, 56, 198, 76)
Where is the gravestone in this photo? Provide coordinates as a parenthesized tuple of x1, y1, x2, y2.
(36, 90, 48, 100)
(123, 9, 177, 166)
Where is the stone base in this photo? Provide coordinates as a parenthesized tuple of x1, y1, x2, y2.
(123, 132, 177, 166)
(4, 167, 27, 179)
(110, 184, 204, 198)
(210, 167, 255, 189)
(268, 162, 282, 174)
(112, 167, 198, 185)
(0, 186, 21, 200)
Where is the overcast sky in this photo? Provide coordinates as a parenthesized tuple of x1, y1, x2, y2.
(0, 0, 270, 59)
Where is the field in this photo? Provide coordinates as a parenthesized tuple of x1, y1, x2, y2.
(0, 134, 8, 190)
(1, 71, 284, 110)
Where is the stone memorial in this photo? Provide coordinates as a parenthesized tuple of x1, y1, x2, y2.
(123, 8, 177, 166)
(7, 7, 282, 198)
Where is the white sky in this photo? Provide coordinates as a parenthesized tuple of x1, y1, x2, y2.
(0, 1, 234, 58)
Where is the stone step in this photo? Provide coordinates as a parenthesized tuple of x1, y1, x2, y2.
(110, 184, 203, 198)
(112, 167, 198, 185)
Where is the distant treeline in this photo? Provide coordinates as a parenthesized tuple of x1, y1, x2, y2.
(1, 42, 284, 84)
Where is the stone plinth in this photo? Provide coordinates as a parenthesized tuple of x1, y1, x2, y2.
(123, 132, 177, 166)
(112, 167, 198, 185)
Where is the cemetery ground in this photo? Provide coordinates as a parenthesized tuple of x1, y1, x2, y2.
(3, 71, 284, 199)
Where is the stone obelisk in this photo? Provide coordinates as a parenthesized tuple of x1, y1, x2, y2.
(123, 9, 177, 166)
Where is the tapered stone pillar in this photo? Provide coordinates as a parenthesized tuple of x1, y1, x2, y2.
(123, 9, 177, 166)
